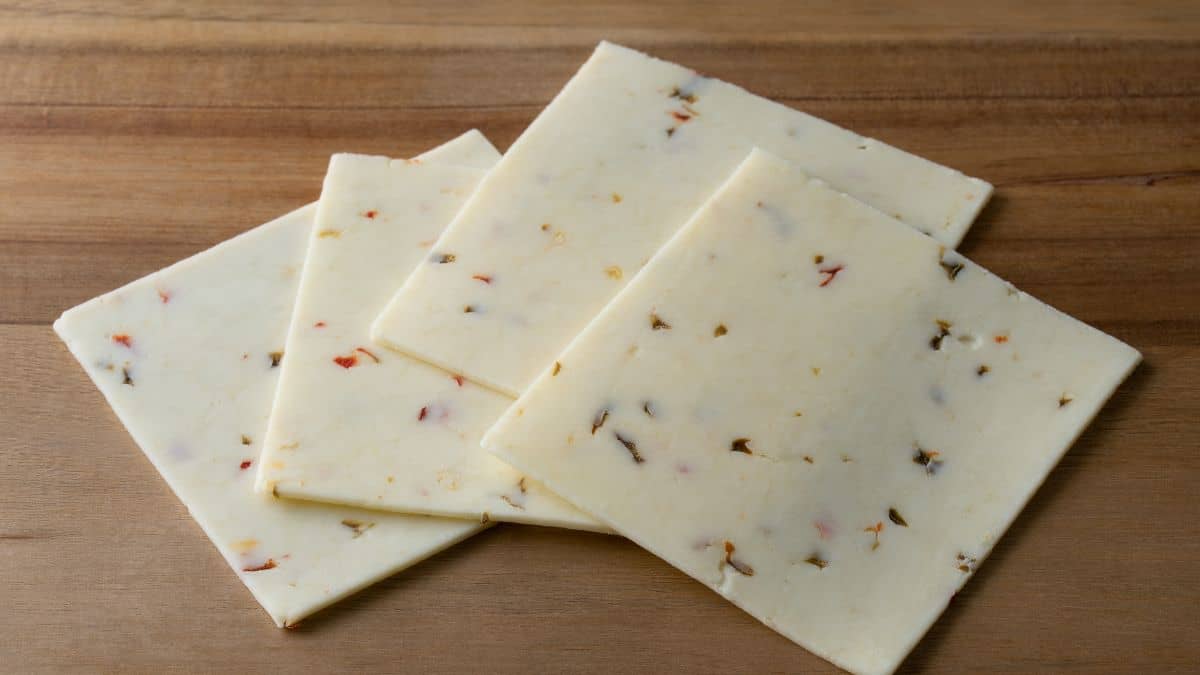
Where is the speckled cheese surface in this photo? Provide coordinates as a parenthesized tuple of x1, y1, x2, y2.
(482, 149, 1139, 675)
(255, 150, 601, 532)
(53, 133, 496, 628)
(372, 41, 993, 397)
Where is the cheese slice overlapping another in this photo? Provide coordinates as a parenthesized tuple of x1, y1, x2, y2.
(53, 132, 499, 628)
(373, 41, 993, 397)
(255, 152, 602, 531)
(482, 149, 1139, 675)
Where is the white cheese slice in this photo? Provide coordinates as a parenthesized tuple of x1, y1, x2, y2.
(482, 149, 1139, 675)
(372, 41, 993, 396)
(53, 133, 498, 628)
(255, 153, 601, 531)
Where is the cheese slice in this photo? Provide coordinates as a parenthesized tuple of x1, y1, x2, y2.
(53, 133, 498, 628)
(372, 41, 993, 397)
(255, 153, 602, 531)
(482, 149, 1139, 675)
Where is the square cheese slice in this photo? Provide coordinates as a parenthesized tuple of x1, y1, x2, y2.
(255, 153, 602, 532)
(482, 149, 1139, 675)
(53, 133, 497, 628)
(372, 41, 993, 396)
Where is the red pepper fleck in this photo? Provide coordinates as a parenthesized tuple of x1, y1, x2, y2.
(243, 559, 277, 572)
(591, 409, 609, 435)
(418, 406, 428, 421)
(363, 210, 378, 219)
(472, 274, 493, 284)
(240, 460, 252, 470)
(334, 355, 359, 369)
(157, 289, 171, 304)
(730, 438, 753, 455)
(913, 445, 943, 475)
(994, 335, 1009, 344)
(669, 87, 697, 104)
(112, 334, 133, 348)
(805, 555, 829, 570)
(723, 541, 754, 576)
(614, 432, 645, 463)
(864, 522, 884, 550)
(814, 519, 835, 540)
(355, 347, 380, 363)
(670, 111, 692, 122)
(341, 518, 375, 537)
(314, 321, 326, 328)
(818, 265, 845, 287)
(940, 260, 964, 280)
(930, 320, 952, 350)
(452, 375, 464, 387)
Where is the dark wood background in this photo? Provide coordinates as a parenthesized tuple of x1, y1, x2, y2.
(2, 2, 1197, 672)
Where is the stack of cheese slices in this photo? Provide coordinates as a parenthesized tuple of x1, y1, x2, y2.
(55, 42, 1140, 675)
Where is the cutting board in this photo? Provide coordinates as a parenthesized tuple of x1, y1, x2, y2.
(2, 2, 1197, 672)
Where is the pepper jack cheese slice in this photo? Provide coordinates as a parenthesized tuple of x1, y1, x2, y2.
(53, 133, 496, 628)
(373, 41, 992, 396)
(482, 150, 1139, 675)
(255, 153, 602, 532)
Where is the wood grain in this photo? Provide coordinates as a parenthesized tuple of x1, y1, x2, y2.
(1, 2, 1197, 673)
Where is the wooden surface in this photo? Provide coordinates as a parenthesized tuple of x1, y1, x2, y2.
(2, 2, 1198, 672)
